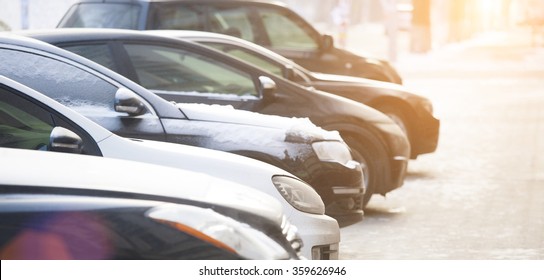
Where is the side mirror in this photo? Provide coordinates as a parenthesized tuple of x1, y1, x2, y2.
(114, 88, 145, 116)
(49, 127, 83, 154)
(258, 76, 277, 102)
(321, 34, 334, 51)
(283, 65, 296, 81)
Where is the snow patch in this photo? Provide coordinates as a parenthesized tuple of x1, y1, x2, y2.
(176, 103, 343, 142)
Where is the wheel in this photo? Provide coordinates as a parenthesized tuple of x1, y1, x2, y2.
(341, 132, 389, 208)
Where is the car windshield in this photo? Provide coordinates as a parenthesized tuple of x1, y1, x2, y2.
(59, 3, 140, 29)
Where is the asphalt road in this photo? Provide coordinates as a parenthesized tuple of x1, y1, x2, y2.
(339, 30, 544, 260)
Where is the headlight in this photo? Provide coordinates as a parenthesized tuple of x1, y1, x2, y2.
(272, 175, 325, 215)
(312, 141, 353, 164)
(146, 204, 289, 260)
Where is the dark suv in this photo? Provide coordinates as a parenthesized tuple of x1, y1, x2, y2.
(57, 0, 403, 84)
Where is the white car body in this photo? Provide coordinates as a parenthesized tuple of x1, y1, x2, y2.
(0, 76, 340, 259)
(0, 147, 296, 260)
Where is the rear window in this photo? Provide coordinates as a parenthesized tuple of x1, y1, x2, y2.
(58, 3, 140, 29)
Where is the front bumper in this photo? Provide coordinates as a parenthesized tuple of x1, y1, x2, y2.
(411, 114, 440, 158)
(385, 155, 409, 194)
(285, 210, 341, 260)
(307, 159, 365, 218)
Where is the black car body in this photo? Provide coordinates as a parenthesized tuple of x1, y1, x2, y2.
(0, 33, 363, 217)
(174, 31, 439, 158)
(57, 0, 403, 84)
(25, 29, 411, 206)
(0, 148, 301, 260)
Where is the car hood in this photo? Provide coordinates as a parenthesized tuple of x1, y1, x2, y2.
(176, 103, 342, 142)
(98, 134, 328, 219)
(0, 148, 284, 225)
(309, 73, 421, 102)
(312, 72, 408, 92)
(100, 132, 296, 187)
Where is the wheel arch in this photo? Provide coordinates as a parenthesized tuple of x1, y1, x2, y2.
(321, 121, 394, 205)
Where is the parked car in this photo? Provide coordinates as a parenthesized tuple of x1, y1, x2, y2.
(57, 0, 403, 84)
(0, 75, 336, 260)
(24, 28, 410, 206)
(0, 148, 299, 260)
(170, 30, 439, 158)
(0, 33, 364, 222)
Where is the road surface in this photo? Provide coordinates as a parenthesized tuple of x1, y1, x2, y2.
(340, 30, 544, 260)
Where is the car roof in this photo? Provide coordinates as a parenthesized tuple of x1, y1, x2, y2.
(20, 27, 206, 48)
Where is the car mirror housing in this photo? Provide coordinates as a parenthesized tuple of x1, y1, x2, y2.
(49, 126, 83, 154)
(321, 34, 334, 51)
(258, 76, 277, 101)
(114, 88, 146, 116)
(283, 65, 296, 81)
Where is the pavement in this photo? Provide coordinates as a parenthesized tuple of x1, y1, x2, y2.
(338, 26, 544, 259)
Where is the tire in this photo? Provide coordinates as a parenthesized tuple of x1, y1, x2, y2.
(341, 132, 389, 208)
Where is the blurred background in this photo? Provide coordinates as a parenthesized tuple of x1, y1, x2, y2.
(1, 0, 543, 63)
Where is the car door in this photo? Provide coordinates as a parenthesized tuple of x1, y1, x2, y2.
(201, 4, 344, 75)
(114, 41, 263, 111)
(249, 6, 347, 75)
(0, 84, 102, 155)
(146, 2, 343, 75)
(0, 46, 166, 141)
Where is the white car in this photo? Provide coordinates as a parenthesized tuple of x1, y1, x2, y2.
(0, 147, 299, 260)
(0, 75, 340, 259)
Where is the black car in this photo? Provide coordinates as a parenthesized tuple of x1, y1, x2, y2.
(0, 33, 364, 217)
(24, 29, 411, 206)
(173, 31, 439, 158)
(57, 0, 403, 84)
(0, 148, 300, 260)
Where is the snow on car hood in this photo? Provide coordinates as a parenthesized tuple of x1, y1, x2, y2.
(176, 103, 342, 142)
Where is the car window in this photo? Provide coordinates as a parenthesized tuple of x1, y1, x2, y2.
(123, 44, 258, 98)
(0, 87, 52, 150)
(0, 49, 122, 117)
(207, 6, 256, 42)
(148, 4, 205, 30)
(59, 3, 140, 29)
(63, 44, 117, 72)
(258, 8, 319, 51)
(203, 42, 284, 77)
